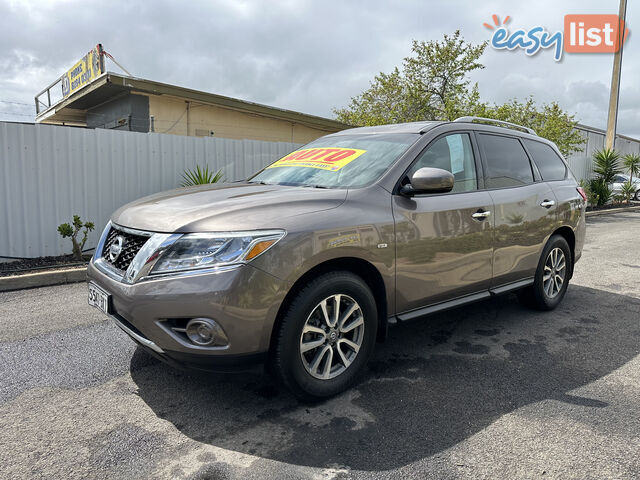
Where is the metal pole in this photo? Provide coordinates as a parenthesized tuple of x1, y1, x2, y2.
(605, 0, 627, 150)
(186, 101, 191, 136)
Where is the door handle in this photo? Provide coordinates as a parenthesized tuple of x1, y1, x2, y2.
(471, 210, 491, 220)
(540, 199, 556, 208)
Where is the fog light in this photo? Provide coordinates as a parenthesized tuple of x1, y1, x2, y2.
(185, 318, 227, 346)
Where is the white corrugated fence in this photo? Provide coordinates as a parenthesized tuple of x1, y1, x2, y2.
(566, 125, 640, 183)
(0, 122, 300, 258)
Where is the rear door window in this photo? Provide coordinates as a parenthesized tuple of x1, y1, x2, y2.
(478, 134, 534, 189)
(523, 139, 567, 181)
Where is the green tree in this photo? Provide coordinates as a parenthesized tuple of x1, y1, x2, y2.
(473, 98, 585, 157)
(333, 31, 487, 125)
(334, 32, 585, 157)
(57, 215, 95, 261)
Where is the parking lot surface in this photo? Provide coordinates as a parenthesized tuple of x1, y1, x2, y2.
(1, 212, 639, 479)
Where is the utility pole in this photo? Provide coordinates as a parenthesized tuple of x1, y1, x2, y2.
(605, 0, 628, 150)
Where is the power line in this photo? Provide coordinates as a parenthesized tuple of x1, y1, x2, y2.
(0, 111, 35, 117)
(0, 100, 34, 107)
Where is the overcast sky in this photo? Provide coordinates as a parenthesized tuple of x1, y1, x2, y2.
(1, 0, 638, 137)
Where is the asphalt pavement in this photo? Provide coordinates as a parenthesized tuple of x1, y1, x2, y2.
(1, 211, 639, 479)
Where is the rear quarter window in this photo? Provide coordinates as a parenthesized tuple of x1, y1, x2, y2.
(523, 139, 567, 181)
(477, 134, 534, 189)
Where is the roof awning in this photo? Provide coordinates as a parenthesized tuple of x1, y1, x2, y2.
(36, 72, 350, 132)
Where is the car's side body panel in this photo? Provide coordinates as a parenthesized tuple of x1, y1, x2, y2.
(487, 182, 557, 286)
(250, 185, 397, 316)
(392, 190, 494, 313)
(550, 178, 587, 262)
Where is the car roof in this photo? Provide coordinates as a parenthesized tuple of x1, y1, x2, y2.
(329, 117, 544, 139)
(328, 121, 444, 135)
(326, 119, 567, 158)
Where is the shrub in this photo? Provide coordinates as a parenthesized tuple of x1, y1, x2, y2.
(580, 179, 597, 206)
(592, 148, 621, 184)
(57, 215, 95, 261)
(587, 178, 611, 207)
(181, 165, 224, 187)
(620, 181, 636, 204)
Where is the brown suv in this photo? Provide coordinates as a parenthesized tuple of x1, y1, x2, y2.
(87, 117, 586, 399)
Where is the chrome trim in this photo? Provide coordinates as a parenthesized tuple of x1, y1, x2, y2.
(93, 221, 112, 262)
(93, 257, 125, 282)
(471, 211, 491, 219)
(111, 314, 165, 354)
(159, 319, 231, 350)
(124, 233, 182, 284)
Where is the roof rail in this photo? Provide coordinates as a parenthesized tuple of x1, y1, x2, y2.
(453, 116, 537, 136)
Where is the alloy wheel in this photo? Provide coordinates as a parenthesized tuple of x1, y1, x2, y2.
(543, 247, 566, 299)
(299, 294, 365, 380)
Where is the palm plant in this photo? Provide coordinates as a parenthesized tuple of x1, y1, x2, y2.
(181, 165, 224, 187)
(592, 148, 621, 184)
(623, 153, 640, 184)
(620, 181, 636, 204)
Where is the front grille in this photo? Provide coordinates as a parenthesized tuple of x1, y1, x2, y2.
(102, 226, 150, 272)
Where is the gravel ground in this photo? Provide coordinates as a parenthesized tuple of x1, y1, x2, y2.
(1, 211, 639, 479)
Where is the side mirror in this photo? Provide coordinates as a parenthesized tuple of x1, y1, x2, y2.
(400, 167, 454, 196)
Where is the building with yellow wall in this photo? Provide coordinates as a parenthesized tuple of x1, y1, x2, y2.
(35, 72, 349, 143)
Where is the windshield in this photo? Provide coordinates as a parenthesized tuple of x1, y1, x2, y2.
(248, 133, 418, 188)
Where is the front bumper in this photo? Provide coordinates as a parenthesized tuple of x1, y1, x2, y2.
(87, 260, 286, 370)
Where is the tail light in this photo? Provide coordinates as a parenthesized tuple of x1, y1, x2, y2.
(577, 187, 587, 202)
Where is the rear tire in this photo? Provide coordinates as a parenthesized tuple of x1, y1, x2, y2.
(635, 189, 640, 201)
(517, 234, 571, 311)
(273, 271, 377, 401)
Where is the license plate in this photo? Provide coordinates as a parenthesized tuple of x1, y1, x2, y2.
(88, 282, 111, 314)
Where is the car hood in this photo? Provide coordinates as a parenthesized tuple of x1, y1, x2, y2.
(112, 183, 348, 233)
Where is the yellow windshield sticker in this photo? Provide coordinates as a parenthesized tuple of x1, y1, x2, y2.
(267, 147, 367, 172)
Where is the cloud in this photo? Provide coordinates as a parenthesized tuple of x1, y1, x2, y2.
(0, 0, 638, 137)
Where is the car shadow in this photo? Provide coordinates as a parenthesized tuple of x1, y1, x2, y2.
(129, 285, 640, 470)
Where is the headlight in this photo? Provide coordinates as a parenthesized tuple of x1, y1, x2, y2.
(151, 230, 285, 274)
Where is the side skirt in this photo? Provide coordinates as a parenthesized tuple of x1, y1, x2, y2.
(392, 278, 534, 323)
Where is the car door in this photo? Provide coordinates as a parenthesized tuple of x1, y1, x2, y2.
(611, 174, 626, 194)
(475, 132, 558, 288)
(393, 131, 494, 315)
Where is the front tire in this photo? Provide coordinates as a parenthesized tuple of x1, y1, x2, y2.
(518, 234, 571, 311)
(273, 271, 377, 401)
(635, 189, 640, 201)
